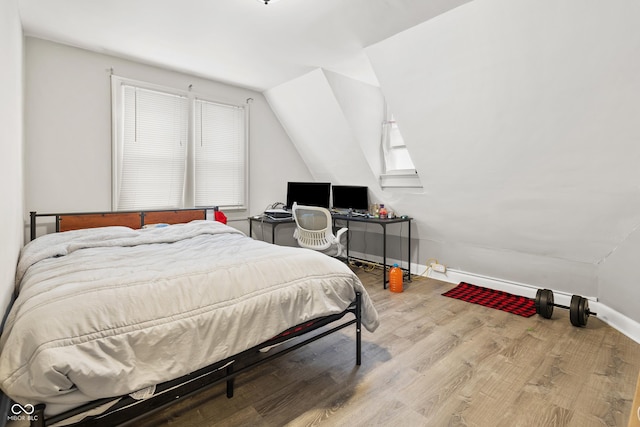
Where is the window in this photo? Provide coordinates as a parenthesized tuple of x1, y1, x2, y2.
(382, 114, 414, 172)
(380, 103, 422, 188)
(195, 99, 246, 208)
(112, 77, 247, 211)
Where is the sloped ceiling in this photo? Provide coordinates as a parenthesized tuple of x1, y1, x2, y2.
(264, 0, 640, 310)
(18, 0, 471, 91)
(366, 0, 640, 265)
(265, 69, 383, 186)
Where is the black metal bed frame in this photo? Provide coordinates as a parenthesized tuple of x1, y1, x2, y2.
(29, 207, 218, 241)
(29, 294, 362, 427)
(14, 208, 363, 427)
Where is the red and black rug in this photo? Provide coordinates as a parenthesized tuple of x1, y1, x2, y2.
(442, 282, 536, 318)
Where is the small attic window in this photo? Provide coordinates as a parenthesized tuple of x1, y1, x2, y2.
(380, 105, 422, 188)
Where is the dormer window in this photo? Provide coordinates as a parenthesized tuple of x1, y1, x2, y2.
(380, 104, 422, 188)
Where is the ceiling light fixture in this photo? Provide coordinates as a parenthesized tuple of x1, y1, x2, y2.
(258, 0, 280, 4)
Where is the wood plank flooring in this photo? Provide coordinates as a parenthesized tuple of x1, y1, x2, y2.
(8, 267, 635, 427)
(128, 266, 640, 427)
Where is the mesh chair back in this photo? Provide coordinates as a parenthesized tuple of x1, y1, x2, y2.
(292, 203, 333, 251)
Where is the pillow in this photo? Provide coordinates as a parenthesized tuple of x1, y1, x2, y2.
(142, 223, 169, 229)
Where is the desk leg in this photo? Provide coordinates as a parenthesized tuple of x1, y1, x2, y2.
(382, 223, 387, 289)
(407, 221, 412, 282)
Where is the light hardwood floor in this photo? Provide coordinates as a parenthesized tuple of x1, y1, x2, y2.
(127, 266, 640, 427)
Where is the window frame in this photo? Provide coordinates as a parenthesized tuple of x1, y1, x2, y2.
(111, 76, 249, 212)
(380, 103, 422, 189)
(193, 97, 248, 210)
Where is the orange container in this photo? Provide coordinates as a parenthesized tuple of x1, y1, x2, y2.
(389, 263, 403, 293)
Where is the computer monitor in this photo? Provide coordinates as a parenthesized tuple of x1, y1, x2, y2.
(332, 185, 369, 212)
(286, 182, 331, 209)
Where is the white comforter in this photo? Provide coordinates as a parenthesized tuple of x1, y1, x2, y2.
(0, 220, 378, 414)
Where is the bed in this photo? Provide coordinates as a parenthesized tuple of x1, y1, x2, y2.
(0, 208, 379, 426)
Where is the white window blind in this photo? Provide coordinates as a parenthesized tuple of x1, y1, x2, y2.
(116, 85, 188, 210)
(195, 100, 246, 208)
(112, 76, 248, 211)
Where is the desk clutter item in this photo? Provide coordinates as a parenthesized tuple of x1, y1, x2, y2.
(442, 282, 537, 318)
(264, 208, 292, 219)
(379, 204, 388, 219)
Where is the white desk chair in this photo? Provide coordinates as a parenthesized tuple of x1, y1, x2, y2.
(292, 202, 348, 257)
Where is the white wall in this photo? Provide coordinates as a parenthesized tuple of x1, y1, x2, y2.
(365, 0, 640, 325)
(24, 37, 311, 236)
(597, 227, 640, 331)
(19, 3, 640, 338)
(265, 69, 383, 188)
(0, 0, 24, 324)
(266, 0, 640, 336)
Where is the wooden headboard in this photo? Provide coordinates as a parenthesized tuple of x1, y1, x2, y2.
(29, 207, 218, 241)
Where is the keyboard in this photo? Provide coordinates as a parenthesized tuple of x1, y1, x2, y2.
(331, 209, 368, 217)
(264, 208, 292, 219)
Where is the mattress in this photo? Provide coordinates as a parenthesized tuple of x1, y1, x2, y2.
(0, 220, 379, 415)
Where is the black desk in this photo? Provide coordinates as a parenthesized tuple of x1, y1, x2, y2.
(249, 213, 413, 289)
(248, 215, 294, 244)
(332, 214, 412, 289)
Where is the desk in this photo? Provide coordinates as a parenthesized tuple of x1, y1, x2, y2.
(248, 215, 294, 244)
(332, 214, 412, 289)
(248, 213, 412, 289)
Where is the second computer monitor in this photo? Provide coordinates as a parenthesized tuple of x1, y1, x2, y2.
(332, 185, 369, 212)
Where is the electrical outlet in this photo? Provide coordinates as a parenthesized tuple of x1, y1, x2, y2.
(431, 263, 446, 273)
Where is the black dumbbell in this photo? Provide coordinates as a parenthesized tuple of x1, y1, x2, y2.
(535, 289, 597, 327)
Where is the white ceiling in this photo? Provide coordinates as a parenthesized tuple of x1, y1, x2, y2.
(18, 0, 471, 91)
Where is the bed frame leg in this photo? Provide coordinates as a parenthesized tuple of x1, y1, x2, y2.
(356, 291, 362, 366)
(30, 211, 37, 241)
(30, 403, 45, 427)
(226, 365, 234, 398)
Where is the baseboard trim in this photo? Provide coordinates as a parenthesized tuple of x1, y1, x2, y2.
(426, 267, 640, 345)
